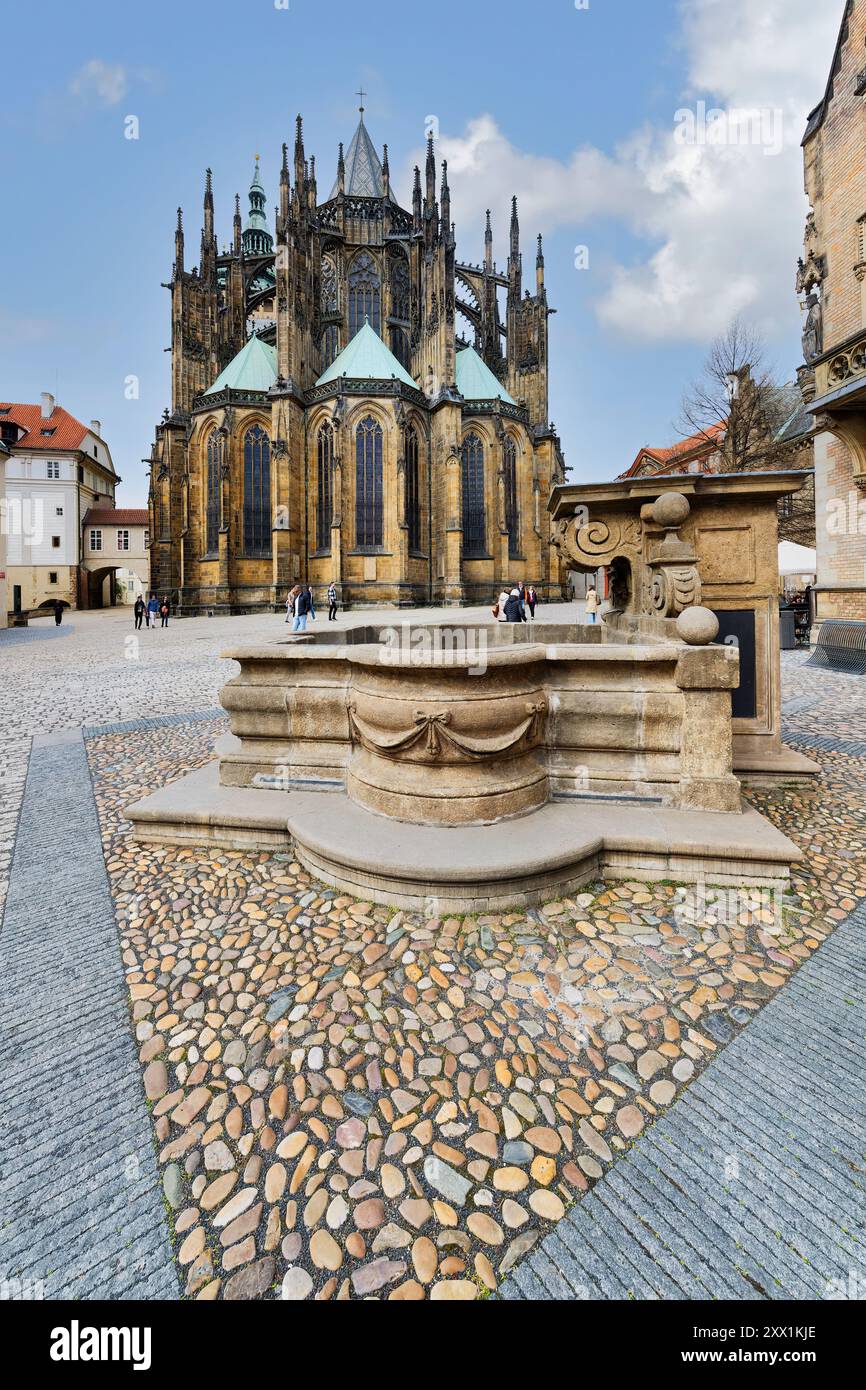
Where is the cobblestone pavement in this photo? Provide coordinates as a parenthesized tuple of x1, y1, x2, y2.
(501, 896, 866, 1301)
(2, 619, 864, 1300)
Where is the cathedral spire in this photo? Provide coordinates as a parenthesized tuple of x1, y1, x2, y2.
(440, 158, 450, 235)
(233, 194, 242, 255)
(243, 155, 273, 256)
(294, 114, 305, 186)
(382, 143, 390, 198)
(536, 232, 545, 293)
(425, 131, 436, 205)
(412, 165, 422, 228)
(174, 206, 184, 275)
(484, 209, 493, 271)
(508, 195, 521, 296)
(337, 141, 345, 195)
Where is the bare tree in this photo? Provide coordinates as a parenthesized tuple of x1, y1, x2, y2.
(678, 318, 792, 473)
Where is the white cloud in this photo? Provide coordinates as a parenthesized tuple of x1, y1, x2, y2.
(69, 59, 128, 107)
(405, 0, 843, 344)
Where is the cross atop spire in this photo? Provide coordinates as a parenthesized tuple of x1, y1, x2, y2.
(356, 86, 367, 115)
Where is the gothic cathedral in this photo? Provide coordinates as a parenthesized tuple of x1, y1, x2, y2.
(147, 106, 567, 611)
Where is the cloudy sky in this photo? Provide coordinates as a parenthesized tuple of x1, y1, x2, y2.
(0, 0, 844, 502)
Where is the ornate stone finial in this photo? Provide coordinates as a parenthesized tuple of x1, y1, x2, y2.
(676, 606, 719, 646)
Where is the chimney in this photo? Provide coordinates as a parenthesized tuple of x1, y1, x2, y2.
(41, 392, 55, 419)
(90, 420, 101, 437)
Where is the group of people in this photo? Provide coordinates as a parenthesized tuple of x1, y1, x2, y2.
(133, 594, 170, 629)
(493, 583, 539, 623)
(285, 582, 339, 632)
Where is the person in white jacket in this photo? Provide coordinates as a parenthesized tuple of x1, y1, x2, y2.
(495, 590, 510, 622)
(584, 584, 601, 624)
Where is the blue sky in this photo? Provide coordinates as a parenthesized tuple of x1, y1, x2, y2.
(0, 0, 842, 504)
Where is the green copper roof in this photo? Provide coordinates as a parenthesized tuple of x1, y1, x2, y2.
(329, 113, 384, 199)
(205, 335, 277, 396)
(316, 321, 417, 389)
(455, 346, 516, 404)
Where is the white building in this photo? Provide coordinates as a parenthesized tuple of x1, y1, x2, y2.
(0, 393, 120, 614)
(81, 507, 150, 604)
(0, 439, 8, 628)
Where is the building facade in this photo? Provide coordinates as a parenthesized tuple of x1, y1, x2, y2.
(81, 507, 150, 605)
(148, 110, 566, 612)
(0, 439, 8, 628)
(620, 386, 816, 549)
(799, 0, 866, 622)
(0, 396, 120, 614)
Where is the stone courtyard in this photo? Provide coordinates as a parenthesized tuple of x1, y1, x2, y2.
(1, 606, 864, 1301)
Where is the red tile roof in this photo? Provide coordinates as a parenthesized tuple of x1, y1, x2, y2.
(83, 507, 148, 528)
(619, 422, 726, 478)
(0, 402, 92, 451)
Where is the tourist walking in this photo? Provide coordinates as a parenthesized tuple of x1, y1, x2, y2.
(584, 584, 600, 624)
(292, 586, 312, 633)
(147, 594, 159, 629)
(327, 581, 338, 621)
(160, 596, 170, 628)
(285, 585, 301, 624)
(527, 585, 537, 618)
(493, 588, 510, 622)
(504, 588, 525, 623)
(134, 595, 145, 630)
(307, 586, 316, 620)
(53, 599, 64, 627)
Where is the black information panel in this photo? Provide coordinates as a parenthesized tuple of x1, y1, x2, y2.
(711, 608, 757, 720)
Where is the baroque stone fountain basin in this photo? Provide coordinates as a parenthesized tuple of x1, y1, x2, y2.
(127, 618, 802, 909)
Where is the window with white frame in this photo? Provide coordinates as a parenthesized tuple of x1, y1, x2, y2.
(117, 529, 130, 551)
(55, 506, 63, 516)
(47, 461, 60, 479)
(144, 529, 149, 548)
(90, 529, 103, 552)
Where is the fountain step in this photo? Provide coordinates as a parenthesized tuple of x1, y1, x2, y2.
(127, 762, 801, 912)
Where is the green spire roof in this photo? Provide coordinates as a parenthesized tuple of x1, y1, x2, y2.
(205, 335, 277, 396)
(329, 112, 384, 198)
(316, 321, 417, 389)
(455, 346, 516, 404)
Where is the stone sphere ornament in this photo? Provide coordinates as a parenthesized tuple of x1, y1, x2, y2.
(652, 491, 691, 529)
(676, 605, 720, 646)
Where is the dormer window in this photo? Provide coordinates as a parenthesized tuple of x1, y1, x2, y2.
(41, 427, 56, 437)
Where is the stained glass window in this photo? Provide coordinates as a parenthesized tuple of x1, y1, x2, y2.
(322, 324, 340, 368)
(405, 425, 420, 551)
(348, 252, 381, 339)
(206, 431, 221, 555)
(461, 433, 485, 557)
(317, 423, 333, 551)
(356, 415, 383, 549)
(243, 425, 271, 556)
(504, 437, 520, 558)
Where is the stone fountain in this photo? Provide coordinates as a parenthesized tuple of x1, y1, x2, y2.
(128, 478, 805, 911)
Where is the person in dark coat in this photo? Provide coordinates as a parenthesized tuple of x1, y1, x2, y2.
(53, 599, 64, 626)
(134, 595, 145, 630)
(159, 596, 170, 628)
(292, 587, 312, 632)
(503, 588, 525, 623)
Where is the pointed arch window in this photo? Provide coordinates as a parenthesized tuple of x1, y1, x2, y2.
(206, 430, 221, 556)
(316, 422, 333, 552)
(348, 252, 381, 339)
(389, 249, 410, 321)
(404, 425, 421, 551)
(504, 437, 520, 558)
(390, 326, 410, 370)
(356, 415, 383, 549)
(322, 324, 340, 369)
(461, 432, 486, 557)
(243, 425, 271, 556)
